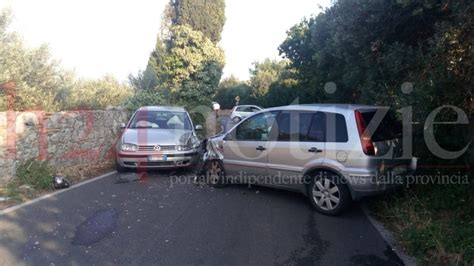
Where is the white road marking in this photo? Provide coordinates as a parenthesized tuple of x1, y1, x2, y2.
(0, 171, 116, 216)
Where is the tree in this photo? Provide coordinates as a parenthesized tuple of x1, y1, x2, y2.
(215, 75, 253, 109)
(1, 8, 134, 111)
(169, 0, 226, 44)
(67, 75, 132, 110)
(146, 24, 225, 109)
(249, 59, 289, 99)
(0, 9, 66, 111)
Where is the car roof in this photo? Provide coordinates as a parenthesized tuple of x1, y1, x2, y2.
(235, 105, 261, 108)
(137, 106, 186, 112)
(264, 104, 388, 113)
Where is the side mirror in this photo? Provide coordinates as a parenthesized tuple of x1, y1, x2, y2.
(195, 124, 203, 130)
(120, 123, 126, 129)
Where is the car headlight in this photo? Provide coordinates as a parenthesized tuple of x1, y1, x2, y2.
(190, 135, 200, 148)
(121, 143, 138, 152)
(176, 145, 192, 151)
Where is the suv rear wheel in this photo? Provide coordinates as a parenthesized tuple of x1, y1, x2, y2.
(308, 172, 351, 215)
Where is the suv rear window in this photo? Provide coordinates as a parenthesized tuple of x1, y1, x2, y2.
(360, 110, 402, 141)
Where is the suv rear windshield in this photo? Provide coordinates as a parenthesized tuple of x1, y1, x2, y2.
(360, 110, 402, 141)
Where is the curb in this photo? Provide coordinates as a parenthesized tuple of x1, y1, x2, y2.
(361, 204, 417, 266)
(0, 171, 116, 216)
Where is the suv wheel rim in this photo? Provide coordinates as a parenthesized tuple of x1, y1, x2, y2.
(312, 178, 340, 210)
(208, 161, 221, 184)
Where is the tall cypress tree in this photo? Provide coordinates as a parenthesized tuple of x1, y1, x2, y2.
(170, 0, 226, 44)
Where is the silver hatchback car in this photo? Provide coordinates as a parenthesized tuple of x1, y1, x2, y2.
(230, 105, 262, 123)
(203, 104, 417, 215)
(116, 106, 201, 172)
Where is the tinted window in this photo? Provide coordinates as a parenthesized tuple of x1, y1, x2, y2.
(307, 112, 325, 142)
(325, 113, 348, 142)
(276, 112, 313, 141)
(361, 110, 402, 141)
(236, 112, 277, 141)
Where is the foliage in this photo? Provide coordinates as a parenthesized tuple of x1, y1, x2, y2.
(14, 159, 53, 190)
(214, 75, 253, 109)
(368, 182, 474, 265)
(66, 75, 132, 110)
(123, 89, 165, 112)
(275, 1, 473, 264)
(0, 8, 133, 111)
(128, 65, 159, 92)
(249, 59, 288, 99)
(168, 0, 226, 44)
(147, 25, 225, 110)
(279, 0, 472, 115)
(0, 9, 66, 111)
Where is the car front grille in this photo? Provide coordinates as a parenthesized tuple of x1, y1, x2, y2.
(138, 145, 176, 152)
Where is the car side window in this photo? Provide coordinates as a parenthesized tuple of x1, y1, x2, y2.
(325, 113, 348, 142)
(235, 112, 277, 141)
(307, 112, 325, 142)
(276, 111, 315, 141)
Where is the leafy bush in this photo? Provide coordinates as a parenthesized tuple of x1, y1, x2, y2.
(15, 159, 53, 190)
(123, 89, 165, 112)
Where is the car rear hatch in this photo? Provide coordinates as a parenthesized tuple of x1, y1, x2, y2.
(355, 108, 414, 177)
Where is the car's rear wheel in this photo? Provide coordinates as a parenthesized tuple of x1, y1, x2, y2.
(232, 116, 241, 123)
(308, 172, 351, 215)
(205, 160, 226, 187)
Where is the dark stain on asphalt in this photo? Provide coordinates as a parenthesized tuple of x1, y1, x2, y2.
(281, 212, 330, 265)
(349, 245, 404, 266)
(72, 209, 118, 246)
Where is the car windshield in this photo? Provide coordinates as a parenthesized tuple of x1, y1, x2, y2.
(128, 110, 192, 130)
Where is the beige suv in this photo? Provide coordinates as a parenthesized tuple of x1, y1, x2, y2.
(203, 104, 417, 215)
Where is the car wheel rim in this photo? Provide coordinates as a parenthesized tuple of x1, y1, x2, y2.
(208, 161, 221, 185)
(312, 178, 340, 210)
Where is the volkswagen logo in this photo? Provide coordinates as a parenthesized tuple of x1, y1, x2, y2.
(154, 145, 161, 151)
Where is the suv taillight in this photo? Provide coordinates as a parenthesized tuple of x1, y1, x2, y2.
(355, 111, 375, 156)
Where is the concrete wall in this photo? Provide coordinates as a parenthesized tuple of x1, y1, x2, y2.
(0, 110, 129, 184)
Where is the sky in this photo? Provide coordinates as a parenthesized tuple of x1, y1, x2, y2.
(1, 0, 331, 82)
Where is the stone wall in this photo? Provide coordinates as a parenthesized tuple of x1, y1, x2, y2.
(0, 108, 232, 184)
(0, 110, 129, 184)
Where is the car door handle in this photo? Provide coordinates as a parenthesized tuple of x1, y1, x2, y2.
(256, 146, 266, 151)
(308, 147, 323, 153)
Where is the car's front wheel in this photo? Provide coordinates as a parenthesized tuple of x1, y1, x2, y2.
(205, 160, 227, 187)
(232, 116, 241, 123)
(307, 173, 351, 215)
(115, 161, 129, 173)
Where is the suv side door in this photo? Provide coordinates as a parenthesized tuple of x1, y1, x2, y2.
(222, 111, 278, 181)
(266, 110, 326, 190)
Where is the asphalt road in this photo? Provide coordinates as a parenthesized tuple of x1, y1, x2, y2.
(0, 170, 404, 266)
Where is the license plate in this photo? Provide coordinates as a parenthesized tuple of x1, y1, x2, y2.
(148, 155, 168, 161)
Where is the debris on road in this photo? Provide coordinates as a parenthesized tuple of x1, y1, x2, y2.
(52, 175, 71, 189)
